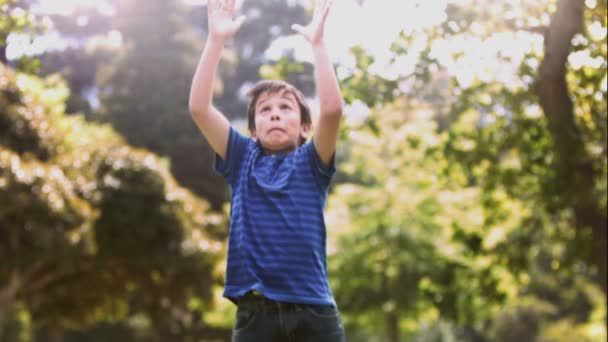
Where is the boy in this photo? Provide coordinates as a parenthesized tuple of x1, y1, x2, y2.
(188, 0, 345, 340)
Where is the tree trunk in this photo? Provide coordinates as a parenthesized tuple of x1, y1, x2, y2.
(0, 302, 7, 341)
(0, 272, 21, 340)
(460, 325, 488, 342)
(387, 311, 400, 342)
(198, 326, 232, 341)
(535, 0, 607, 294)
(49, 325, 65, 342)
(0, 45, 7, 65)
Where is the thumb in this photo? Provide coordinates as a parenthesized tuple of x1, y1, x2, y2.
(291, 24, 305, 35)
(234, 15, 246, 30)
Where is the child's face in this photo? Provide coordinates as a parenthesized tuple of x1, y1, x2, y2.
(250, 90, 310, 153)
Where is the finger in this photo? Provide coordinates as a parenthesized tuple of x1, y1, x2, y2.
(227, 0, 235, 13)
(211, 0, 223, 12)
(320, 0, 331, 24)
(233, 15, 246, 31)
(291, 24, 305, 35)
(313, 0, 321, 19)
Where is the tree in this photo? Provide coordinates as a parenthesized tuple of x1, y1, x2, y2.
(318, 0, 606, 339)
(95, 0, 229, 207)
(0, 62, 225, 340)
(36, 4, 114, 116)
(434, 0, 607, 336)
(29, 0, 310, 210)
(0, 0, 39, 66)
(326, 98, 510, 341)
(534, 0, 607, 294)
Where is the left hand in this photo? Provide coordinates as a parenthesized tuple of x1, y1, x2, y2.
(291, 0, 333, 46)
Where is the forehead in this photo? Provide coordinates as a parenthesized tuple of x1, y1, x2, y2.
(256, 90, 298, 107)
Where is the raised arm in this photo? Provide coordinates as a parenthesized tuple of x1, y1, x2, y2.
(292, 0, 343, 166)
(189, 0, 245, 159)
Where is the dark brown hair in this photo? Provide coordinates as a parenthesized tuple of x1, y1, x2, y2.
(246, 80, 312, 145)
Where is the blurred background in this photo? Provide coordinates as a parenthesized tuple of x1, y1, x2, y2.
(0, 0, 606, 341)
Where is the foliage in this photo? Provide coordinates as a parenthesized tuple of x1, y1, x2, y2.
(326, 98, 513, 340)
(0, 62, 226, 340)
(34, 0, 310, 209)
(1, 0, 605, 340)
(322, 0, 606, 340)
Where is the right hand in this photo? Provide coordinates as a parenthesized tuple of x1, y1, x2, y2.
(208, 0, 246, 40)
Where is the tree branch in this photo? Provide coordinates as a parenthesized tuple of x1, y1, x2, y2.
(0, 271, 21, 339)
(0, 271, 21, 305)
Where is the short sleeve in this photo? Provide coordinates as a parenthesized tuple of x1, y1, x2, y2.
(304, 140, 336, 190)
(214, 127, 250, 183)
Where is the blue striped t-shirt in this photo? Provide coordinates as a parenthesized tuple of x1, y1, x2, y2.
(215, 127, 336, 306)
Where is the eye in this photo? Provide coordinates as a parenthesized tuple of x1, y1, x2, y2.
(260, 106, 270, 113)
(280, 104, 291, 110)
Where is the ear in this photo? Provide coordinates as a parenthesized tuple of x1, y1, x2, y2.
(250, 128, 258, 142)
(300, 123, 311, 140)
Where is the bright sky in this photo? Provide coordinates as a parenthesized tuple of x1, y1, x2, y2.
(7, 0, 604, 92)
(31, 0, 115, 15)
(267, 0, 446, 78)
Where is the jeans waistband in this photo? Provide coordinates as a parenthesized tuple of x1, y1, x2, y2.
(237, 291, 316, 312)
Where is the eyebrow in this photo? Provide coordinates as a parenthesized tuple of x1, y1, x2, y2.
(256, 93, 297, 109)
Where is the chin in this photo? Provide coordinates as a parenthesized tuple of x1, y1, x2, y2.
(262, 140, 296, 152)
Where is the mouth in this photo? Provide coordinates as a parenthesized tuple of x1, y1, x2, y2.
(268, 128, 285, 134)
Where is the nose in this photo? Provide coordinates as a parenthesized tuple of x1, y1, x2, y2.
(270, 108, 280, 120)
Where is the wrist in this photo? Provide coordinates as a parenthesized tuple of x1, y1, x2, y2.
(207, 35, 226, 46)
(311, 39, 327, 49)
(311, 41, 329, 55)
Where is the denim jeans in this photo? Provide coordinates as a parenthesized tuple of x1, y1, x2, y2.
(232, 292, 346, 342)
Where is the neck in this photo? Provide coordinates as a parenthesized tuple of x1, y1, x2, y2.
(257, 141, 297, 155)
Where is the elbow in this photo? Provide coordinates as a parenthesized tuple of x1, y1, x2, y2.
(188, 100, 207, 119)
(323, 103, 344, 118)
(188, 98, 198, 116)
(319, 96, 344, 118)
(189, 105, 201, 118)
(189, 109, 203, 121)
